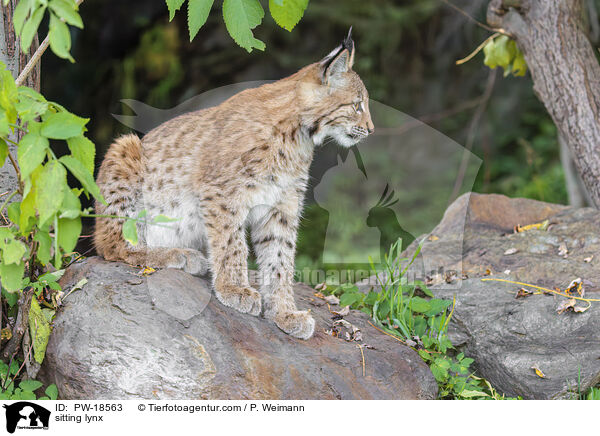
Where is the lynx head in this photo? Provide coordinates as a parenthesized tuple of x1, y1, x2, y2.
(300, 28, 374, 147)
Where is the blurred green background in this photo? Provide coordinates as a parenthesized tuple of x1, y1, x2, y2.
(39, 0, 598, 281)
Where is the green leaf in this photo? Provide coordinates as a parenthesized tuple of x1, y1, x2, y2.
(512, 49, 527, 77)
(0, 68, 18, 123)
(0, 261, 25, 291)
(49, 0, 83, 28)
(36, 160, 67, 226)
(20, 5, 46, 52)
(269, 0, 308, 31)
(13, 0, 32, 35)
(34, 230, 52, 265)
(424, 298, 452, 317)
(222, 0, 266, 52)
(188, 0, 214, 41)
(18, 379, 42, 392)
(460, 389, 490, 398)
(122, 218, 138, 245)
(18, 129, 49, 180)
(57, 216, 81, 254)
(1, 284, 19, 306)
(166, 0, 185, 20)
(38, 269, 65, 283)
(59, 155, 105, 203)
(0, 139, 8, 168)
(2, 238, 27, 264)
(66, 135, 95, 174)
(28, 298, 51, 364)
(41, 111, 88, 139)
(15, 91, 49, 123)
(45, 384, 58, 400)
(153, 214, 179, 223)
(48, 12, 74, 62)
(483, 35, 515, 72)
(7, 201, 20, 224)
(409, 296, 431, 313)
(339, 291, 362, 307)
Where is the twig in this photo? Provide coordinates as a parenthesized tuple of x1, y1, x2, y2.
(357, 344, 366, 377)
(456, 33, 500, 65)
(449, 68, 497, 203)
(367, 320, 407, 345)
(0, 191, 18, 214)
(15, 0, 85, 86)
(482, 278, 600, 302)
(1, 289, 33, 361)
(439, 0, 509, 35)
(6, 152, 23, 194)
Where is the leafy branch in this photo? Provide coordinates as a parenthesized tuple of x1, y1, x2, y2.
(166, 0, 309, 52)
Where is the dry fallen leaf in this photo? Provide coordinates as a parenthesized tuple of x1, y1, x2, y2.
(428, 235, 439, 241)
(314, 282, 327, 291)
(331, 305, 349, 317)
(484, 268, 492, 276)
(573, 303, 591, 313)
(565, 278, 583, 296)
(515, 288, 533, 299)
(504, 248, 518, 256)
(425, 273, 444, 286)
(504, 269, 511, 275)
(514, 220, 549, 233)
(444, 271, 458, 283)
(531, 364, 547, 379)
(556, 298, 576, 314)
(558, 243, 568, 258)
(140, 266, 156, 276)
(324, 294, 340, 305)
(584, 255, 594, 263)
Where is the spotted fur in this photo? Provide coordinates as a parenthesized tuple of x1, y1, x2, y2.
(94, 32, 374, 339)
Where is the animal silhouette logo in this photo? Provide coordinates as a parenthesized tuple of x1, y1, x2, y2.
(3, 402, 50, 433)
(367, 184, 415, 259)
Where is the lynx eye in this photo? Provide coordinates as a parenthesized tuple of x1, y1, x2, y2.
(354, 101, 364, 113)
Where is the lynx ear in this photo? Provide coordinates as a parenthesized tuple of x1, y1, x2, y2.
(320, 27, 355, 86)
(323, 49, 350, 85)
(344, 26, 355, 68)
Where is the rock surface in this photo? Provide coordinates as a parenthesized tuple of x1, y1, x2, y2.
(404, 193, 600, 399)
(39, 257, 437, 400)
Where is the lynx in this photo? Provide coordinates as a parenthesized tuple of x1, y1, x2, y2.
(94, 30, 374, 339)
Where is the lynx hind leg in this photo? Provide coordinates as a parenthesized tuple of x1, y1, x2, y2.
(93, 134, 208, 276)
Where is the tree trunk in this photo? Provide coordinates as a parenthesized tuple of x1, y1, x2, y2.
(0, 2, 40, 198)
(487, 0, 600, 208)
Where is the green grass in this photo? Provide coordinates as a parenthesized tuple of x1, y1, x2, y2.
(328, 238, 517, 400)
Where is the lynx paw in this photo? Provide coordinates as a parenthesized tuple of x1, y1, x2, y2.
(274, 310, 315, 340)
(181, 249, 208, 276)
(165, 248, 208, 276)
(215, 285, 262, 316)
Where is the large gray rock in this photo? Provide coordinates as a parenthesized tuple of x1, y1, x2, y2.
(39, 257, 437, 400)
(403, 193, 600, 399)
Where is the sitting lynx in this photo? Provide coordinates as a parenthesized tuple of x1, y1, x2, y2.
(94, 30, 374, 339)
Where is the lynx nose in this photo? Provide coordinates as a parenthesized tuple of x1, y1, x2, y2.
(367, 127, 374, 134)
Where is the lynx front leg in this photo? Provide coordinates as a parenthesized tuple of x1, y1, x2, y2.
(251, 197, 315, 339)
(204, 205, 261, 316)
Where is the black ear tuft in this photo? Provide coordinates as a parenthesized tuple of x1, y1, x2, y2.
(343, 26, 354, 53)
